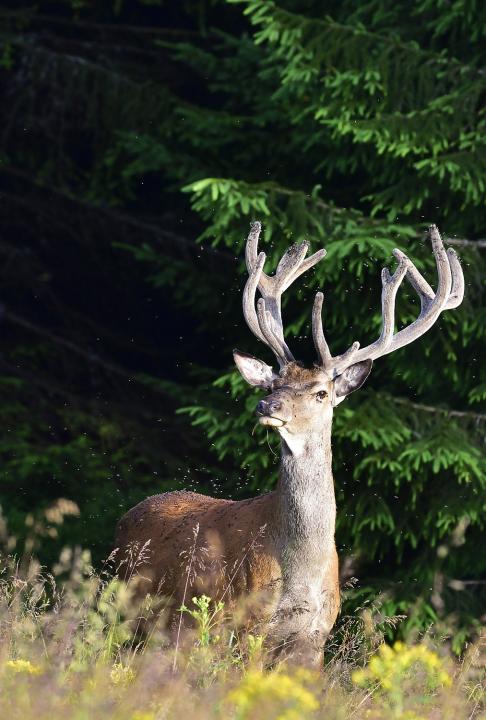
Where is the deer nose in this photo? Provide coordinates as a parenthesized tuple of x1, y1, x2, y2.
(257, 399, 282, 416)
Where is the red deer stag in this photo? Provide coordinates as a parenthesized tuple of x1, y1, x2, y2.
(116, 222, 464, 665)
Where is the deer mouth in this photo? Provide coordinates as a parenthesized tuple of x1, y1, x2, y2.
(258, 416, 286, 428)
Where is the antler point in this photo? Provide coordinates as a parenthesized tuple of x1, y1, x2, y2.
(428, 224, 441, 242)
(299, 240, 310, 256)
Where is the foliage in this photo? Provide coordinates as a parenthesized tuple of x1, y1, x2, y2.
(179, 594, 226, 647)
(0, 370, 197, 565)
(352, 641, 452, 718)
(0, 528, 483, 720)
(0, 0, 484, 647)
(165, 0, 486, 645)
(225, 668, 320, 720)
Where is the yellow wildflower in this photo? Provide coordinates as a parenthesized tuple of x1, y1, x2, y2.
(226, 669, 319, 720)
(5, 659, 42, 675)
(110, 663, 135, 686)
(353, 642, 451, 691)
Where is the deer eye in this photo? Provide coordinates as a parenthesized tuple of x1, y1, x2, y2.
(315, 390, 327, 402)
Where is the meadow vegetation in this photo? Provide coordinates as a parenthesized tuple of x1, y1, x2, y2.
(0, 2, 484, 716)
(1, 0, 484, 639)
(0, 502, 484, 720)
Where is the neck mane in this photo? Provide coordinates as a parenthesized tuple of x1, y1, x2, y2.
(273, 421, 336, 592)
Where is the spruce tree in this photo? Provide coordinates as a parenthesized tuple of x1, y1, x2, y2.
(0, 0, 484, 648)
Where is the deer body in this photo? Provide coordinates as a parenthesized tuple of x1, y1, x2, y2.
(116, 222, 463, 666)
(116, 365, 340, 663)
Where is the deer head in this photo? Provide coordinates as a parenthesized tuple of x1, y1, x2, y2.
(234, 221, 464, 453)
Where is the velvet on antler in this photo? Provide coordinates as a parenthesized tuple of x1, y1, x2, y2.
(243, 223, 464, 378)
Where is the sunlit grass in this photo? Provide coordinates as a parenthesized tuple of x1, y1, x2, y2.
(0, 503, 484, 720)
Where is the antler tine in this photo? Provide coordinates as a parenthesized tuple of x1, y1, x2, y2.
(256, 298, 294, 364)
(242, 224, 295, 368)
(275, 241, 310, 290)
(294, 248, 328, 281)
(242, 250, 268, 347)
(358, 256, 410, 362)
(242, 221, 327, 368)
(392, 251, 432, 313)
(380, 224, 454, 356)
(316, 254, 409, 377)
(279, 247, 327, 293)
(312, 292, 332, 371)
(395, 239, 464, 314)
(245, 220, 264, 274)
(321, 225, 463, 376)
(445, 247, 465, 309)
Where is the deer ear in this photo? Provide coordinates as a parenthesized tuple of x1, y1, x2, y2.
(333, 359, 373, 401)
(233, 350, 277, 389)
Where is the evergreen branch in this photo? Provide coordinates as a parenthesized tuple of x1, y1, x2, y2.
(8, 40, 142, 88)
(264, 182, 343, 213)
(317, 96, 485, 156)
(191, 177, 485, 246)
(23, 33, 166, 62)
(0, 167, 236, 266)
(0, 358, 92, 406)
(0, 307, 148, 387)
(251, 3, 484, 78)
(0, 307, 191, 405)
(392, 396, 486, 423)
(0, 9, 202, 37)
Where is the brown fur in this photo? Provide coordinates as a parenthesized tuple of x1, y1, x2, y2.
(116, 397, 341, 668)
(116, 489, 339, 627)
(115, 356, 343, 666)
(116, 491, 280, 606)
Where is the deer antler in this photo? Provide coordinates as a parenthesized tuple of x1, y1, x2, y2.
(312, 225, 464, 378)
(243, 221, 326, 368)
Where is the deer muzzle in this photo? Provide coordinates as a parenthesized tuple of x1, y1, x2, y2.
(256, 398, 289, 427)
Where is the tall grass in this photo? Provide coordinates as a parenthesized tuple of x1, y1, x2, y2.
(0, 502, 484, 720)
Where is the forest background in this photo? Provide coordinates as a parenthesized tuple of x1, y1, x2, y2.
(0, 0, 484, 650)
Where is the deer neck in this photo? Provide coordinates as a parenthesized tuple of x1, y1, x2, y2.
(273, 420, 336, 587)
